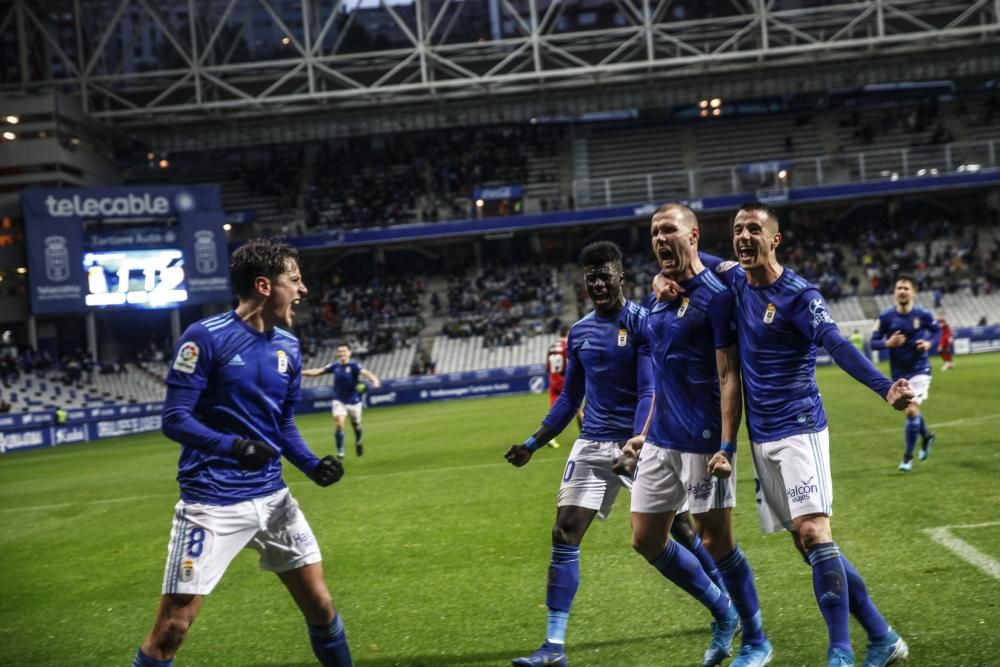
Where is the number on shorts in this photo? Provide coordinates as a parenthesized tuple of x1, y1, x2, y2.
(187, 526, 206, 557)
(562, 460, 576, 482)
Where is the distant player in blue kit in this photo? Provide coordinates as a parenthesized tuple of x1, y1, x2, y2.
(503, 241, 738, 667)
(626, 203, 772, 667)
(131, 239, 352, 667)
(869, 276, 940, 472)
(720, 202, 913, 667)
(303, 342, 381, 459)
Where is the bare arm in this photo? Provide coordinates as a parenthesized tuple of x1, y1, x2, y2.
(361, 368, 381, 388)
(709, 344, 741, 478)
(301, 367, 327, 377)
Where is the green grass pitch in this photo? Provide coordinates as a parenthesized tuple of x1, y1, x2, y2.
(2, 354, 999, 666)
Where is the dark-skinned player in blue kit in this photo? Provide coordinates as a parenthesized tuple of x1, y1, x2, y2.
(869, 275, 940, 472)
(131, 239, 352, 667)
(504, 241, 738, 667)
(624, 203, 773, 667)
(716, 202, 913, 667)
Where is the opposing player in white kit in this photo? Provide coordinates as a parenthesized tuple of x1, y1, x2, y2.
(720, 202, 913, 667)
(131, 239, 351, 667)
(504, 241, 738, 667)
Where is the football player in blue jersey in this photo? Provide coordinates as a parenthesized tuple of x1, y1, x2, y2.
(131, 239, 352, 667)
(504, 241, 738, 667)
(869, 275, 940, 472)
(303, 342, 381, 459)
(625, 203, 772, 667)
(719, 202, 912, 667)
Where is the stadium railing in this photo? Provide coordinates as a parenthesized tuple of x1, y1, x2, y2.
(572, 138, 998, 207)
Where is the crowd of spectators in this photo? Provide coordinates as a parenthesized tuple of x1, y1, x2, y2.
(305, 272, 426, 355)
(441, 263, 563, 347)
(852, 215, 998, 297)
(304, 125, 558, 230)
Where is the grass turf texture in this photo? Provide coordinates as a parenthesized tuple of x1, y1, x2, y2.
(2, 354, 999, 666)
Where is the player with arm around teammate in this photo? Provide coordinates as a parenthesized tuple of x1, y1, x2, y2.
(869, 276, 940, 471)
(625, 203, 772, 667)
(303, 342, 381, 459)
(722, 202, 913, 667)
(131, 239, 351, 667)
(503, 241, 738, 667)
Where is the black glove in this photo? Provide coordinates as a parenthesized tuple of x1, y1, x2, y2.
(312, 455, 344, 487)
(231, 439, 278, 471)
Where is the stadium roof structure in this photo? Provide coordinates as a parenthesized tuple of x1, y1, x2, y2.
(2, 0, 1000, 149)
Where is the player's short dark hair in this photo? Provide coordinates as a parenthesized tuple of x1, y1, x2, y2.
(230, 238, 300, 300)
(738, 201, 780, 229)
(337, 341, 351, 349)
(579, 241, 623, 269)
(895, 274, 917, 289)
(654, 202, 699, 228)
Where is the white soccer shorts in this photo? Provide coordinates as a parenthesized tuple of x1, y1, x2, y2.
(630, 443, 736, 515)
(331, 400, 363, 423)
(907, 373, 931, 405)
(162, 488, 322, 596)
(556, 438, 632, 520)
(750, 428, 833, 534)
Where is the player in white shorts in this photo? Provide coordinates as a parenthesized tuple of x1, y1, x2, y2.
(636, 202, 769, 666)
(130, 240, 351, 667)
(870, 275, 940, 472)
(163, 488, 321, 596)
(504, 241, 733, 667)
(721, 202, 913, 666)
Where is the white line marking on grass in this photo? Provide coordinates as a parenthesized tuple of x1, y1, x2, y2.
(923, 522, 1000, 582)
(836, 412, 1000, 438)
(3, 458, 564, 513)
(0, 493, 176, 514)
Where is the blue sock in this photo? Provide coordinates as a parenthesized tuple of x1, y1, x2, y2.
(132, 649, 172, 667)
(689, 533, 728, 595)
(335, 431, 344, 455)
(545, 544, 580, 644)
(307, 613, 354, 667)
(650, 540, 731, 621)
(904, 416, 920, 461)
(807, 542, 851, 653)
(916, 415, 929, 439)
(717, 547, 766, 645)
(842, 555, 890, 641)
(354, 427, 363, 446)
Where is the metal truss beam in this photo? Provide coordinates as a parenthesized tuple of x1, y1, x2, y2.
(2, 0, 998, 129)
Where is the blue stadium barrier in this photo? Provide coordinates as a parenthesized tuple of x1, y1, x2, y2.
(4, 324, 999, 455)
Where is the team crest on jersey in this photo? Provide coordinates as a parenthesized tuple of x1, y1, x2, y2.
(180, 559, 195, 582)
(913, 317, 920, 329)
(172, 341, 199, 374)
(617, 328, 628, 346)
(276, 350, 288, 373)
(763, 303, 776, 324)
(677, 297, 690, 318)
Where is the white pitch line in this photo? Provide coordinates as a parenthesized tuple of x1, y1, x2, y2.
(923, 523, 1000, 582)
(1, 458, 564, 514)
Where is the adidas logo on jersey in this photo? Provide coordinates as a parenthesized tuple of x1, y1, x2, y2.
(228, 354, 246, 367)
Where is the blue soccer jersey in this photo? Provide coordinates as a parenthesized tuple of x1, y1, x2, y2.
(870, 306, 940, 380)
(643, 268, 736, 454)
(163, 311, 320, 504)
(717, 265, 855, 442)
(543, 301, 652, 441)
(324, 360, 365, 403)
